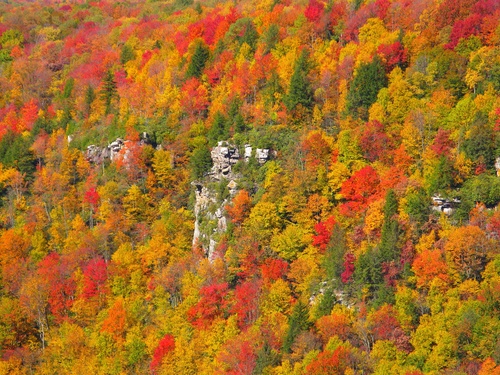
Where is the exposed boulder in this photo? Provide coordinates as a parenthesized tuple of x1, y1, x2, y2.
(140, 132, 151, 145)
(208, 141, 271, 180)
(244, 144, 252, 161)
(85, 136, 144, 164)
(210, 141, 240, 180)
(227, 180, 238, 195)
(85, 138, 124, 164)
(431, 195, 460, 215)
(108, 138, 124, 161)
(256, 148, 270, 164)
(85, 144, 109, 164)
(84, 132, 154, 164)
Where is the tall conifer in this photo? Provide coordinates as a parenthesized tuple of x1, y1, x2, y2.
(285, 49, 313, 111)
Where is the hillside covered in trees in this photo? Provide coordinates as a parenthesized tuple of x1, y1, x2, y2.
(1, 0, 500, 373)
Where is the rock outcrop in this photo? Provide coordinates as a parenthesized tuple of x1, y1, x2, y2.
(192, 181, 231, 261)
(208, 141, 271, 180)
(85, 138, 126, 164)
(209, 141, 240, 180)
(192, 141, 271, 260)
(256, 148, 270, 164)
(85, 133, 151, 164)
(431, 195, 460, 215)
(192, 183, 213, 249)
(244, 144, 252, 161)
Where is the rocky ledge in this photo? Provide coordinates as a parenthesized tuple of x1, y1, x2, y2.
(84, 133, 151, 164)
(209, 141, 271, 181)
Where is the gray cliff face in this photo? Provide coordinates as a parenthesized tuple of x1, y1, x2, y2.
(209, 142, 240, 180)
(85, 138, 125, 164)
(192, 141, 271, 260)
(84, 133, 151, 164)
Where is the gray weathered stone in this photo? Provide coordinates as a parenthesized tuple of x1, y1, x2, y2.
(227, 180, 238, 195)
(85, 138, 125, 163)
(84, 135, 151, 164)
(431, 195, 460, 216)
(244, 144, 252, 161)
(192, 141, 272, 261)
(256, 148, 270, 164)
(210, 141, 240, 180)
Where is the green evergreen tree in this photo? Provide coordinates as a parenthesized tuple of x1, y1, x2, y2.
(253, 342, 280, 374)
(120, 44, 136, 65)
(323, 224, 348, 285)
(228, 97, 241, 121)
(239, 19, 259, 52)
(285, 49, 313, 111)
(346, 55, 387, 120)
(0, 132, 36, 179)
(353, 249, 383, 291)
(225, 18, 259, 53)
(314, 225, 347, 314)
(314, 289, 336, 318)
(61, 78, 74, 125)
(263, 71, 283, 107)
(191, 146, 213, 179)
(463, 113, 495, 170)
(405, 188, 430, 225)
(100, 70, 118, 115)
(194, 2, 202, 14)
(227, 98, 247, 133)
(353, 193, 400, 306)
(427, 156, 453, 194)
(373, 283, 395, 308)
(208, 112, 229, 145)
(379, 190, 400, 263)
(84, 85, 95, 117)
(186, 40, 210, 79)
(282, 301, 311, 353)
(263, 23, 279, 54)
(175, 0, 193, 8)
(456, 174, 500, 220)
(62, 77, 74, 99)
(234, 113, 246, 133)
(213, 39, 226, 58)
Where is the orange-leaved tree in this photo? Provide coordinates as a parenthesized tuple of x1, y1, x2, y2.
(444, 225, 491, 281)
(226, 189, 252, 226)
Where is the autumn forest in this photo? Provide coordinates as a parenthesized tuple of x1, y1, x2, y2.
(1, 0, 500, 374)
